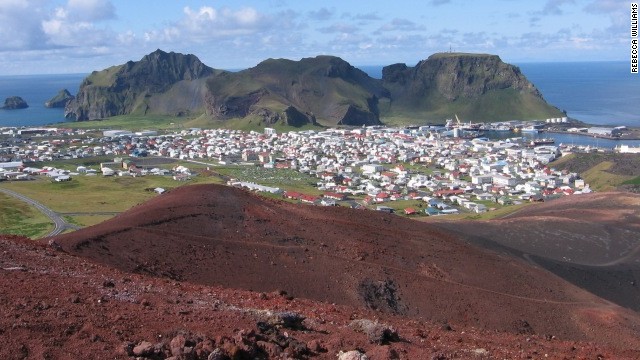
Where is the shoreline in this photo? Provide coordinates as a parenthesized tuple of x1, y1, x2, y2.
(545, 129, 640, 141)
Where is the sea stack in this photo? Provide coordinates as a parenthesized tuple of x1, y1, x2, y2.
(1, 96, 29, 110)
(45, 89, 75, 108)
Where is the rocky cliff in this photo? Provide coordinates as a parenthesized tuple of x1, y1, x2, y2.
(64, 49, 216, 120)
(44, 89, 75, 108)
(64, 50, 563, 125)
(381, 53, 563, 122)
(204, 56, 388, 126)
(1, 96, 28, 110)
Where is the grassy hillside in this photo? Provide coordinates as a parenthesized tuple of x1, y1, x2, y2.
(383, 89, 562, 125)
(84, 65, 124, 87)
(66, 50, 565, 127)
(0, 192, 52, 238)
(551, 153, 640, 191)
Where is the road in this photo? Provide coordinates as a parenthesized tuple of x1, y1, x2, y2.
(0, 187, 80, 238)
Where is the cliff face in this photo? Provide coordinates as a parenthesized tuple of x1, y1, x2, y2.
(64, 50, 563, 125)
(1, 96, 28, 110)
(204, 56, 388, 127)
(382, 53, 563, 122)
(44, 89, 75, 108)
(64, 49, 216, 120)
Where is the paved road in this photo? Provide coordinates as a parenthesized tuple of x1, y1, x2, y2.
(0, 187, 80, 238)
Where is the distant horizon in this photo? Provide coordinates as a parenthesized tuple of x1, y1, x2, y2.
(0, 58, 630, 77)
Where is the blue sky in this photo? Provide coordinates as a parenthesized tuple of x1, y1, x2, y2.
(0, 0, 631, 74)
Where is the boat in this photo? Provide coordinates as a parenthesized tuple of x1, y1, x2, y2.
(521, 126, 541, 133)
(531, 138, 555, 146)
(489, 124, 513, 132)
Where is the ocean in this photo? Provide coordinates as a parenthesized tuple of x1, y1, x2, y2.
(0, 73, 86, 128)
(0, 62, 638, 129)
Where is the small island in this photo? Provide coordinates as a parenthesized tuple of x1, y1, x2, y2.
(1, 96, 29, 110)
(44, 89, 75, 108)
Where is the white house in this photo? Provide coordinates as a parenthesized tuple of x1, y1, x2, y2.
(492, 174, 517, 187)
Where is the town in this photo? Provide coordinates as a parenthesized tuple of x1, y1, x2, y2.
(1, 125, 599, 218)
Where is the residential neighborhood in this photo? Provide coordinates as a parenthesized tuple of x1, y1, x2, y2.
(0, 125, 598, 217)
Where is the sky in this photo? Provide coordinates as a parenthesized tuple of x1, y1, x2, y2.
(0, 0, 632, 75)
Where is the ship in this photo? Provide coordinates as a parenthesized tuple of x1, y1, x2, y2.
(520, 126, 541, 133)
(531, 138, 555, 146)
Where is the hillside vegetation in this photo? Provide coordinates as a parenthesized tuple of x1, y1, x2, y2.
(551, 153, 640, 191)
(64, 50, 562, 127)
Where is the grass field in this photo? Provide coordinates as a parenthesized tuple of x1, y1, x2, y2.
(622, 176, 640, 185)
(0, 192, 53, 238)
(0, 173, 223, 228)
(2, 176, 171, 213)
(580, 161, 635, 191)
(65, 214, 117, 227)
(54, 113, 325, 133)
(55, 115, 191, 131)
(418, 202, 532, 222)
(0, 160, 319, 235)
(550, 153, 640, 191)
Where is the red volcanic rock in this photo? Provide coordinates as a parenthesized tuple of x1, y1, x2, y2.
(1, 233, 640, 358)
(432, 192, 640, 313)
(47, 184, 640, 351)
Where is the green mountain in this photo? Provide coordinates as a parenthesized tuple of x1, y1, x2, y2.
(65, 50, 562, 126)
(381, 53, 563, 122)
(65, 49, 219, 120)
(204, 56, 389, 126)
(45, 89, 75, 108)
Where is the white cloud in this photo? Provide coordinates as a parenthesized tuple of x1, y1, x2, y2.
(66, 0, 115, 21)
(41, 0, 116, 48)
(173, 6, 270, 40)
(0, 0, 49, 51)
(0, 0, 117, 52)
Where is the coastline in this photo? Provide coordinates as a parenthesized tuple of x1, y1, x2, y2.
(545, 129, 640, 141)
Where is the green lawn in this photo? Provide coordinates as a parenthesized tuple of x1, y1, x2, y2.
(55, 115, 188, 131)
(0, 192, 53, 238)
(53, 113, 325, 133)
(622, 176, 640, 185)
(581, 161, 635, 192)
(374, 199, 426, 215)
(0, 173, 221, 214)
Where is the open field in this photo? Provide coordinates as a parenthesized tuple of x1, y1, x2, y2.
(54, 113, 325, 133)
(63, 214, 116, 228)
(2, 176, 172, 213)
(0, 192, 53, 238)
(419, 202, 533, 222)
(0, 173, 223, 229)
(580, 161, 635, 191)
(55, 115, 188, 131)
(551, 153, 640, 191)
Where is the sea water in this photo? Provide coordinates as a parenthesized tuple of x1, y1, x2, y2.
(0, 73, 86, 128)
(517, 62, 639, 127)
